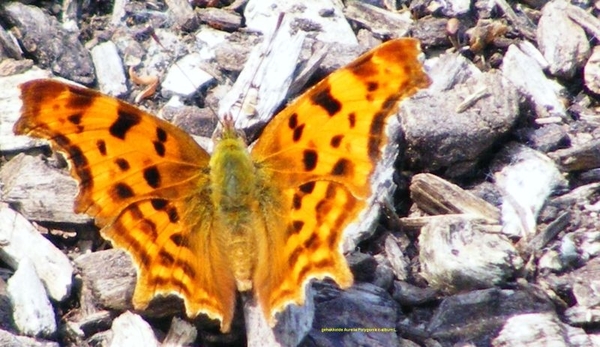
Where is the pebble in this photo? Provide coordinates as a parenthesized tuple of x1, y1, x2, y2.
(419, 215, 523, 292)
(492, 312, 594, 347)
(1, 2, 95, 84)
(109, 311, 158, 347)
(502, 44, 567, 118)
(0, 206, 73, 302)
(7, 258, 57, 339)
(161, 52, 215, 98)
(344, 1, 412, 38)
(537, 0, 590, 79)
(427, 288, 555, 344)
(0, 154, 90, 224)
(493, 144, 567, 240)
(91, 41, 127, 97)
(402, 61, 519, 176)
(0, 329, 58, 347)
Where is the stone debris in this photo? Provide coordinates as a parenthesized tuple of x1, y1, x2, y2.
(7, 259, 57, 339)
(0, 206, 73, 302)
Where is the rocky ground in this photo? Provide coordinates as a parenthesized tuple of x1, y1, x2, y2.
(1, 0, 600, 346)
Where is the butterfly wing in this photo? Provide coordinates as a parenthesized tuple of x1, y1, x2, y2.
(15, 80, 237, 331)
(250, 39, 431, 321)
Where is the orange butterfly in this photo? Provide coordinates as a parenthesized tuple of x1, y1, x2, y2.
(14, 38, 430, 332)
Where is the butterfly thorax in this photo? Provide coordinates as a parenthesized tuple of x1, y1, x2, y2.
(209, 130, 258, 291)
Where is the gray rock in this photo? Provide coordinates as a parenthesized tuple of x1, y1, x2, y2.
(492, 312, 594, 347)
(428, 288, 555, 345)
(0, 329, 59, 347)
(0, 154, 90, 225)
(493, 144, 567, 240)
(0, 2, 94, 84)
(307, 282, 401, 347)
(419, 215, 523, 292)
(537, 0, 590, 79)
(402, 62, 519, 176)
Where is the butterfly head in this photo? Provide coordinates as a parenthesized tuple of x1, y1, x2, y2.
(213, 113, 248, 144)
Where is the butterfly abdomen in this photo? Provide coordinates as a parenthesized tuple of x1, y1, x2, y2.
(209, 135, 260, 291)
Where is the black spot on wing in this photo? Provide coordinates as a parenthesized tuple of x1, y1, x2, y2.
(348, 113, 356, 128)
(68, 113, 83, 125)
(293, 194, 302, 210)
(153, 126, 168, 157)
(330, 135, 343, 148)
(331, 158, 351, 176)
(170, 233, 187, 247)
(151, 198, 180, 224)
(293, 124, 305, 142)
(288, 113, 298, 129)
(299, 182, 315, 194)
(96, 140, 107, 156)
(143, 166, 161, 188)
(303, 150, 318, 171)
(291, 220, 304, 235)
(311, 86, 341, 116)
(156, 127, 167, 142)
(110, 109, 141, 140)
(115, 158, 130, 171)
(151, 198, 168, 210)
(113, 183, 134, 199)
(153, 141, 166, 157)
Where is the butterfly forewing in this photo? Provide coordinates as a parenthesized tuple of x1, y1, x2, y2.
(250, 38, 431, 323)
(15, 79, 237, 332)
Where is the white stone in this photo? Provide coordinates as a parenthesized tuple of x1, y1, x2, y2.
(501, 44, 567, 118)
(443, 0, 471, 16)
(494, 145, 566, 240)
(8, 258, 57, 338)
(218, 20, 304, 129)
(419, 215, 523, 292)
(109, 312, 158, 347)
(91, 41, 127, 96)
(0, 206, 74, 301)
(493, 313, 593, 347)
(162, 317, 197, 347)
(195, 27, 230, 61)
(0, 329, 59, 347)
(161, 52, 214, 98)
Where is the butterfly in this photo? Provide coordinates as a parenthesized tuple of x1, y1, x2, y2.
(13, 38, 430, 332)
